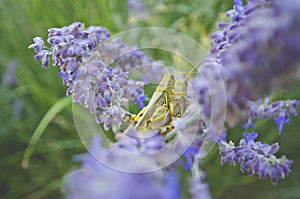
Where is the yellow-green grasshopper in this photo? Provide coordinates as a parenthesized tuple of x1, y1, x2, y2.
(123, 71, 188, 141)
(146, 74, 187, 139)
(144, 53, 195, 138)
(123, 72, 177, 133)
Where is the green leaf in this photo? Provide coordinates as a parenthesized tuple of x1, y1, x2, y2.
(21, 96, 71, 169)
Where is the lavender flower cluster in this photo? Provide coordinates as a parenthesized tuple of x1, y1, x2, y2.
(207, 0, 300, 185)
(216, 0, 300, 111)
(168, 0, 300, 187)
(29, 0, 300, 198)
(219, 132, 293, 185)
(29, 22, 155, 130)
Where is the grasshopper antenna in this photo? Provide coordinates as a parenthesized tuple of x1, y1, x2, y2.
(173, 50, 184, 78)
(172, 50, 198, 81)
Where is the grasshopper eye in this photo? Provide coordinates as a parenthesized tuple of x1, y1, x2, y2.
(168, 75, 175, 88)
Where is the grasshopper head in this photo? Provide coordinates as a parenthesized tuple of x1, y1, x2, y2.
(156, 73, 175, 92)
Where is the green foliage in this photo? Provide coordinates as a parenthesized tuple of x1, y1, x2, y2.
(0, 0, 299, 198)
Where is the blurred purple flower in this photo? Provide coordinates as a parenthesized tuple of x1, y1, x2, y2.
(210, 0, 270, 59)
(189, 171, 212, 199)
(246, 99, 299, 132)
(134, 94, 147, 108)
(2, 59, 18, 86)
(127, 0, 148, 20)
(100, 38, 147, 71)
(274, 114, 289, 133)
(2, 59, 23, 120)
(98, 36, 162, 82)
(183, 145, 199, 171)
(116, 130, 165, 153)
(171, 104, 206, 171)
(65, 135, 182, 199)
(204, 0, 300, 131)
(221, 0, 300, 106)
(13, 98, 23, 120)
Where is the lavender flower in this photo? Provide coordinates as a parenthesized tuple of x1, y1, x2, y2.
(245, 98, 300, 132)
(30, 22, 110, 81)
(210, 0, 271, 60)
(195, 0, 299, 187)
(190, 60, 225, 120)
(99, 37, 152, 72)
(116, 129, 165, 153)
(134, 94, 147, 108)
(170, 104, 206, 170)
(65, 135, 182, 199)
(29, 37, 44, 52)
(204, 0, 300, 132)
(219, 132, 293, 184)
(29, 22, 149, 131)
(221, 0, 300, 106)
(98, 36, 163, 84)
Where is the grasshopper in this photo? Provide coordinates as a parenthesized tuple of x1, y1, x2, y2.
(123, 72, 176, 133)
(123, 71, 188, 141)
(146, 75, 187, 140)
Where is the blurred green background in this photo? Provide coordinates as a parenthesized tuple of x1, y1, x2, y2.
(0, 0, 299, 198)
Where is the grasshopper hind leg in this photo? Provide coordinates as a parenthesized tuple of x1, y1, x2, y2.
(122, 106, 147, 125)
